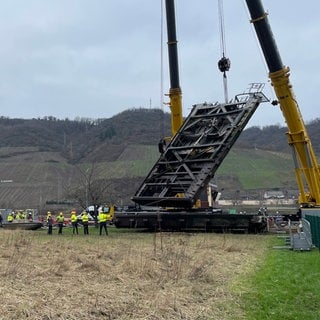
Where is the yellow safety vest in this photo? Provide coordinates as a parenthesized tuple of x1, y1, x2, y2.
(56, 215, 64, 223)
(71, 214, 77, 223)
(7, 215, 13, 222)
(81, 214, 89, 222)
(99, 213, 107, 223)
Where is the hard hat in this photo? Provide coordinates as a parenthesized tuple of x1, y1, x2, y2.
(60, 212, 63, 215)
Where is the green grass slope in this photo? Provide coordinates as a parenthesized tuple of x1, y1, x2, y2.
(236, 237, 320, 319)
(217, 148, 295, 190)
(0, 144, 297, 209)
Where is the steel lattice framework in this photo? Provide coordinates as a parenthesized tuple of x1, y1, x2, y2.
(133, 85, 268, 208)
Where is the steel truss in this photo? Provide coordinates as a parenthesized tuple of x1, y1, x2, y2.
(133, 85, 268, 208)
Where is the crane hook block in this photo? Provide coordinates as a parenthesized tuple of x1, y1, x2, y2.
(218, 57, 231, 72)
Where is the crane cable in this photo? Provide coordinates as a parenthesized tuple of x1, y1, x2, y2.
(158, 0, 167, 154)
(217, 0, 230, 103)
(159, 0, 164, 140)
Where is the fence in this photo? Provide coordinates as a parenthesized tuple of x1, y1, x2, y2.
(304, 214, 320, 249)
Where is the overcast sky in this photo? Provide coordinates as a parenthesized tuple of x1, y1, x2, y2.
(0, 0, 319, 127)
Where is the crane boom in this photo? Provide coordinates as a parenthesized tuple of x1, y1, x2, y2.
(245, 0, 320, 207)
(165, 0, 183, 136)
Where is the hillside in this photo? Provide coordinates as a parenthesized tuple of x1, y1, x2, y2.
(0, 109, 172, 163)
(0, 109, 318, 211)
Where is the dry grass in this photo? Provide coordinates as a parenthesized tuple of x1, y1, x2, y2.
(0, 229, 269, 319)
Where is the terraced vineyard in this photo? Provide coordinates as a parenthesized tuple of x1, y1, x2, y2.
(0, 148, 74, 208)
(0, 143, 298, 212)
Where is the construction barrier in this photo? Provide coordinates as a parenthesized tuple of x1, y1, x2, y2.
(304, 215, 320, 249)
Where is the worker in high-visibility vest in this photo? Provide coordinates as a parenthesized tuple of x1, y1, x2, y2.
(7, 213, 14, 223)
(98, 211, 108, 236)
(81, 212, 89, 235)
(56, 212, 64, 235)
(47, 212, 53, 235)
(70, 210, 78, 235)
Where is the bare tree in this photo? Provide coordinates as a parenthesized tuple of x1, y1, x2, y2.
(67, 163, 116, 220)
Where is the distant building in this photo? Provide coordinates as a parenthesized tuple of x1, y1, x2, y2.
(263, 190, 285, 199)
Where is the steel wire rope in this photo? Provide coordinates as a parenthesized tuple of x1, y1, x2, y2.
(218, 0, 227, 59)
(142, 1, 193, 208)
(159, 0, 165, 140)
(217, 0, 230, 103)
(142, 0, 170, 209)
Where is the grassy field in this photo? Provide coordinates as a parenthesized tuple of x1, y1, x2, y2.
(235, 237, 320, 320)
(0, 227, 319, 319)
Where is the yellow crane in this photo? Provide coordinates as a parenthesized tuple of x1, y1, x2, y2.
(164, 0, 183, 137)
(245, 0, 320, 208)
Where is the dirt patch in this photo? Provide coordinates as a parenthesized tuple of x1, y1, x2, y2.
(0, 230, 269, 319)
